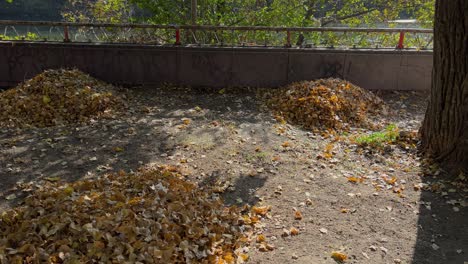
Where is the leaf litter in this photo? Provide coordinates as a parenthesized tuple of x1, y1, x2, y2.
(0, 71, 460, 263)
(264, 79, 386, 132)
(0, 69, 124, 128)
(0, 166, 269, 263)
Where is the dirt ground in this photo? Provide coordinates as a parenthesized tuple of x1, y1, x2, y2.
(0, 87, 466, 264)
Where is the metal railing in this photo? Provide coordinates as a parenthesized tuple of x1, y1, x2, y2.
(0, 20, 434, 50)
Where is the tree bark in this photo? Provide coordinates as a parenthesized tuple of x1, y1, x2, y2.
(420, 0, 468, 173)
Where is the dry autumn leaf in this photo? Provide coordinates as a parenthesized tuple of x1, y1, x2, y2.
(238, 253, 249, 262)
(331, 251, 348, 262)
(290, 227, 299, 236)
(258, 243, 275, 252)
(182, 118, 191, 125)
(113, 146, 124, 152)
(384, 176, 398, 185)
(294, 210, 303, 220)
(347, 176, 364, 183)
(265, 79, 386, 131)
(0, 167, 269, 263)
(0, 69, 123, 128)
(323, 143, 335, 159)
(256, 234, 266, 243)
(252, 206, 271, 216)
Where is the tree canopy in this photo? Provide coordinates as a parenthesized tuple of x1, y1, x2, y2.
(3, 0, 434, 27)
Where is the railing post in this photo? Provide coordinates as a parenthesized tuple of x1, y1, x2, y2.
(63, 26, 70, 43)
(285, 30, 291, 48)
(397, 31, 405, 49)
(175, 28, 181, 45)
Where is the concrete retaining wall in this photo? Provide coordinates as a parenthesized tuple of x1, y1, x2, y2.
(0, 42, 433, 90)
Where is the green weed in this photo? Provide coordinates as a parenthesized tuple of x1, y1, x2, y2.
(355, 124, 399, 148)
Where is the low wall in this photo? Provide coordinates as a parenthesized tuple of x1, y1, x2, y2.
(0, 42, 433, 90)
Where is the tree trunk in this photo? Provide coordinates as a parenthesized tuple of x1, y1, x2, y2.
(420, 0, 468, 173)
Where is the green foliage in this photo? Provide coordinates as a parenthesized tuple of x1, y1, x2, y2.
(61, 0, 435, 27)
(0, 32, 39, 41)
(355, 124, 399, 148)
(62, 0, 134, 23)
(56, 0, 435, 47)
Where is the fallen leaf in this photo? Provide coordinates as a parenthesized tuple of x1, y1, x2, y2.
(347, 176, 364, 183)
(294, 210, 303, 220)
(331, 251, 348, 262)
(258, 243, 274, 252)
(383, 176, 397, 185)
(5, 194, 16, 200)
(44, 177, 61, 182)
(252, 206, 271, 216)
(42, 95, 51, 104)
(290, 227, 299, 236)
(0, 167, 268, 263)
(113, 146, 124, 152)
(256, 234, 266, 243)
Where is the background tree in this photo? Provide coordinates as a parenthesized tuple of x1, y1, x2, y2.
(420, 0, 468, 173)
(57, 0, 434, 27)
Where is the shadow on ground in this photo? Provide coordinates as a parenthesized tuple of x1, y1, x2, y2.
(0, 87, 270, 209)
(224, 175, 267, 206)
(412, 173, 468, 264)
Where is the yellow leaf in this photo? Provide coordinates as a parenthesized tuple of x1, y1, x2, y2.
(223, 252, 235, 264)
(290, 227, 299, 236)
(256, 234, 266, 243)
(294, 210, 303, 220)
(383, 176, 397, 185)
(42, 95, 51, 104)
(347, 176, 363, 183)
(63, 186, 74, 196)
(239, 253, 249, 262)
(252, 206, 271, 216)
(331, 251, 348, 262)
(250, 216, 260, 224)
(258, 242, 274, 252)
(45, 176, 61, 182)
(114, 146, 124, 152)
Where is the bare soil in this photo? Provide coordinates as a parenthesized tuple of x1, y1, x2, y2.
(0, 87, 466, 264)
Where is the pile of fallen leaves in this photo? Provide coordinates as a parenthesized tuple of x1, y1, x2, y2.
(266, 79, 385, 131)
(0, 69, 122, 128)
(0, 167, 267, 263)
